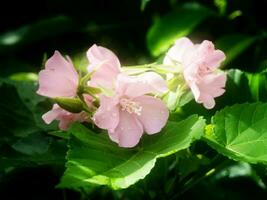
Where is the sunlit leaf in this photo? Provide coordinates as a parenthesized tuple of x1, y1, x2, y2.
(58, 115, 205, 190)
(204, 103, 267, 165)
(146, 3, 214, 56)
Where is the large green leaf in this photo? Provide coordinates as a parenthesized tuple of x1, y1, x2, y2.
(58, 115, 205, 190)
(216, 34, 256, 67)
(146, 3, 214, 56)
(0, 79, 66, 173)
(204, 103, 267, 165)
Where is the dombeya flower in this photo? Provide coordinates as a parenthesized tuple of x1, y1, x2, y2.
(42, 95, 93, 130)
(93, 72, 169, 148)
(87, 44, 121, 88)
(164, 37, 226, 109)
(37, 51, 79, 98)
(42, 104, 87, 130)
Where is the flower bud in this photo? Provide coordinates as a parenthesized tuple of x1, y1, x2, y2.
(54, 97, 84, 113)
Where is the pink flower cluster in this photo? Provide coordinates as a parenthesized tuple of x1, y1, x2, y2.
(37, 37, 226, 147)
(37, 45, 169, 147)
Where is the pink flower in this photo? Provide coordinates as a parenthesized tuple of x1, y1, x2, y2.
(42, 95, 93, 130)
(87, 44, 121, 88)
(37, 51, 79, 98)
(164, 37, 226, 109)
(42, 104, 87, 130)
(93, 72, 169, 148)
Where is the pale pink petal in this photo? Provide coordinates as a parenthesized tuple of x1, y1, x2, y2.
(58, 118, 71, 130)
(195, 41, 226, 70)
(42, 104, 62, 124)
(134, 95, 169, 134)
(111, 111, 143, 148)
(37, 70, 78, 97)
(201, 95, 216, 109)
(188, 82, 201, 101)
(37, 51, 78, 98)
(198, 73, 226, 98)
(89, 62, 120, 88)
(117, 72, 167, 98)
(93, 95, 120, 131)
(57, 112, 87, 130)
(87, 44, 120, 72)
(163, 37, 194, 65)
(45, 51, 78, 84)
(189, 73, 226, 109)
(42, 104, 87, 130)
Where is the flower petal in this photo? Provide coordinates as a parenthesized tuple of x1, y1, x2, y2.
(37, 51, 78, 98)
(42, 104, 62, 124)
(202, 96, 216, 109)
(189, 73, 226, 109)
(163, 37, 194, 65)
(37, 70, 78, 97)
(111, 111, 143, 148)
(42, 104, 87, 130)
(117, 72, 167, 98)
(45, 51, 78, 84)
(86, 45, 121, 88)
(87, 44, 121, 72)
(93, 95, 120, 131)
(89, 62, 120, 88)
(195, 40, 226, 70)
(134, 95, 169, 134)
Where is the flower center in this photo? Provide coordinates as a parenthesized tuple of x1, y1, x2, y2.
(119, 98, 142, 115)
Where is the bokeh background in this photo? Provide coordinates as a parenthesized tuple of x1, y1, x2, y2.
(1, 0, 267, 199)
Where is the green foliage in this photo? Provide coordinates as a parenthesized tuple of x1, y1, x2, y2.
(58, 115, 205, 190)
(0, 79, 67, 172)
(1, 0, 267, 199)
(216, 34, 256, 67)
(146, 3, 214, 56)
(204, 103, 267, 165)
(141, 0, 151, 11)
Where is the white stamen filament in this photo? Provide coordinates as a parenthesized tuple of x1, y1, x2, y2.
(120, 98, 142, 115)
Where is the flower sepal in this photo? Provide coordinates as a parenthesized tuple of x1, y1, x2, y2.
(54, 97, 84, 113)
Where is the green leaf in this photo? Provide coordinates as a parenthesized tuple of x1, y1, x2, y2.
(0, 79, 67, 173)
(0, 81, 40, 138)
(146, 3, 214, 56)
(214, 0, 227, 15)
(0, 139, 67, 171)
(0, 16, 73, 52)
(219, 69, 267, 104)
(141, 0, 151, 11)
(58, 115, 205, 190)
(246, 72, 267, 101)
(8, 72, 38, 82)
(11, 133, 51, 156)
(215, 34, 256, 67)
(204, 103, 267, 165)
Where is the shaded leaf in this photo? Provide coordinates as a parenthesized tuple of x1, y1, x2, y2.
(216, 34, 256, 67)
(12, 133, 51, 156)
